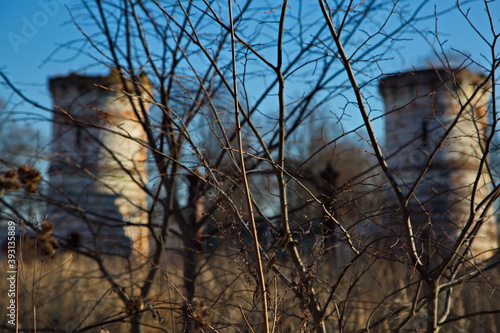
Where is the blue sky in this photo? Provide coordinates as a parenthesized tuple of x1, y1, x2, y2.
(0, 0, 498, 145)
(0, 1, 81, 124)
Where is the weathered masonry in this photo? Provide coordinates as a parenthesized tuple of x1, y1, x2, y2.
(47, 70, 152, 257)
(380, 68, 498, 262)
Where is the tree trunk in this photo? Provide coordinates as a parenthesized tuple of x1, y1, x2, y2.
(427, 280, 440, 333)
(131, 313, 144, 333)
(183, 171, 206, 332)
(183, 237, 198, 333)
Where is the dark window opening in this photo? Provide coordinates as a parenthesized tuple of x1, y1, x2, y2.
(422, 119, 428, 147)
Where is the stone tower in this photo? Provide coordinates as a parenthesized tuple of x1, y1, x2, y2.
(47, 70, 152, 257)
(379, 68, 498, 262)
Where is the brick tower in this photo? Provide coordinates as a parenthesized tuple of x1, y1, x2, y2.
(47, 70, 152, 257)
(379, 68, 498, 263)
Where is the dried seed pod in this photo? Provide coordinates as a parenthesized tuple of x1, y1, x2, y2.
(4, 168, 17, 179)
(25, 183, 38, 194)
(36, 221, 59, 258)
(191, 297, 211, 328)
(18, 164, 42, 186)
(0, 176, 22, 192)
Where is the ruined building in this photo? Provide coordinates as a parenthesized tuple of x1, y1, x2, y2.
(379, 68, 498, 263)
(47, 70, 152, 257)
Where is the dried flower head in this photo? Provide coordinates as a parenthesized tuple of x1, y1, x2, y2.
(25, 183, 38, 194)
(0, 165, 41, 195)
(0, 175, 22, 192)
(36, 221, 59, 258)
(4, 168, 17, 179)
(41, 221, 54, 233)
(190, 297, 211, 329)
(18, 164, 42, 187)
